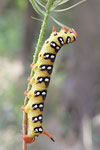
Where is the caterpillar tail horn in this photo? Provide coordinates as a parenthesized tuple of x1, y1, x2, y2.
(42, 130, 55, 142)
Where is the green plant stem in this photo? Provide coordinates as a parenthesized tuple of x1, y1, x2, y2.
(22, 0, 56, 150)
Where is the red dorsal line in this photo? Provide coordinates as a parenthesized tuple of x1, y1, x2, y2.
(61, 27, 69, 32)
(52, 26, 56, 32)
(42, 130, 55, 142)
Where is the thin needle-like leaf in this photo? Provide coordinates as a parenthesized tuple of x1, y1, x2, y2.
(52, 0, 86, 12)
(31, 16, 43, 22)
(51, 0, 69, 10)
(29, 0, 44, 16)
(50, 15, 70, 29)
(54, 0, 69, 6)
(36, 0, 46, 8)
(57, 0, 69, 5)
(38, 0, 47, 5)
(53, 0, 63, 6)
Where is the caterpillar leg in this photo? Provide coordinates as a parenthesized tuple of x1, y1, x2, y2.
(24, 90, 28, 96)
(27, 77, 31, 82)
(42, 130, 55, 142)
(30, 63, 37, 70)
(30, 63, 34, 69)
(21, 105, 30, 113)
(21, 105, 25, 111)
(21, 135, 35, 143)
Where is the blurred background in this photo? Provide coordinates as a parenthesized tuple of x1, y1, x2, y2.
(0, 0, 100, 150)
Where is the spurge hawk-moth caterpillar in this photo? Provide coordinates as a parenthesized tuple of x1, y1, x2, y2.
(22, 26, 77, 143)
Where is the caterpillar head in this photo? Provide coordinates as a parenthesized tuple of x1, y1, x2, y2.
(52, 26, 77, 44)
(61, 27, 77, 44)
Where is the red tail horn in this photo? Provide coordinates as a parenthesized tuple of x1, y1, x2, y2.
(42, 130, 55, 142)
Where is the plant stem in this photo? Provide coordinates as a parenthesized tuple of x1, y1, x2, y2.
(23, 113, 27, 150)
(22, 0, 56, 150)
(33, 0, 56, 64)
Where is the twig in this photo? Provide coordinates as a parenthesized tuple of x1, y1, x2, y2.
(23, 113, 27, 150)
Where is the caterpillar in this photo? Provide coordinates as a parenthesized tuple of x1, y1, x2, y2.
(22, 26, 77, 143)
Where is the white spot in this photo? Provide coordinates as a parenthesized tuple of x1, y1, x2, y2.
(34, 118, 38, 121)
(45, 78, 49, 82)
(36, 92, 40, 95)
(51, 55, 55, 58)
(51, 42, 56, 47)
(39, 104, 43, 108)
(53, 43, 56, 46)
(35, 128, 38, 132)
(39, 128, 43, 132)
(39, 78, 43, 81)
(42, 91, 46, 95)
(46, 54, 49, 58)
(67, 38, 70, 43)
(39, 116, 42, 120)
(56, 46, 60, 50)
(47, 66, 52, 70)
(42, 66, 46, 69)
(61, 41, 64, 44)
(34, 105, 38, 108)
